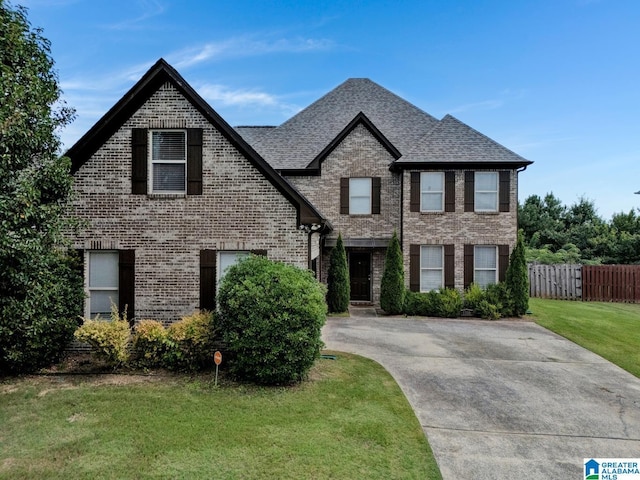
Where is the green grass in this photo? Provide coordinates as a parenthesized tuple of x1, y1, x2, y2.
(530, 298, 640, 377)
(0, 352, 441, 480)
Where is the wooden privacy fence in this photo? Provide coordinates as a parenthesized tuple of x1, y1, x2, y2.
(582, 265, 640, 303)
(528, 264, 582, 300)
(528, 264, 640, 303)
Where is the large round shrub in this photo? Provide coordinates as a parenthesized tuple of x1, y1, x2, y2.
(217, 255, 327, 385)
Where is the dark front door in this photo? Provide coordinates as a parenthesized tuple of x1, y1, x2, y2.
(349, 252, 371, 301)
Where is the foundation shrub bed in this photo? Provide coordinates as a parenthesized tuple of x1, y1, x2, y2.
(403, 288, 463, 317)
(74, 305, 130, 367)
(164, 311, 216, 371)
(131, 319, 167, 368)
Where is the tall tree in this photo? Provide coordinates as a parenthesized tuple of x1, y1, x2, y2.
(0, 2, 84, 373)
(380, 230, 405, 314)
(326, 233, 350, 313)
(505, 230, 528, 316)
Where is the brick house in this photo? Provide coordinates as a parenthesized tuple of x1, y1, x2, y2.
(67, 59, 531, 323)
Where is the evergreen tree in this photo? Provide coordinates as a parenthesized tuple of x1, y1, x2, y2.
(326, 233, 350, 313)
(0, 2, 84, 373)
(505, 230, 529, 316)
(380, 230, 405, 314)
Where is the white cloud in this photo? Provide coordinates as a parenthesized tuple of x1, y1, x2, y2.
(170, 35, 335, 69)
(198, 84, 278, 108)
(103, 0, 168, 30)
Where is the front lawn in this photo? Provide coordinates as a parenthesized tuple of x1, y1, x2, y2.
(530, 298, 640, 377)
(0, 352, 441, 480)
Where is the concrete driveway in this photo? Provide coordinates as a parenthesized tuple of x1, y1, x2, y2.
(322, 314, 640, 479)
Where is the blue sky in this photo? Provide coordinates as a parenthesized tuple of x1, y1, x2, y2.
(19, 0, 640, 219)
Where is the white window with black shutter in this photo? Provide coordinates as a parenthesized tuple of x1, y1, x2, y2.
(149, 130, 187, 193)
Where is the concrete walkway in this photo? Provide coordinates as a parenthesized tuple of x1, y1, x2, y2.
(322, 315, 640, 479)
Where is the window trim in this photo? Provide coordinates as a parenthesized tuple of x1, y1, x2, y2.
(420, 172, 444, 212)
(349, 177, 372, 215)
(474, 245, 498, 288)
(149, 129, 187, 194)
(86, 250, 119, 319)
(474, 172, 499, 212)
(420, 245, 444, 292)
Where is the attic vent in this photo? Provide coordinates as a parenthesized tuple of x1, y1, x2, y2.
(148, 119, 187, 129)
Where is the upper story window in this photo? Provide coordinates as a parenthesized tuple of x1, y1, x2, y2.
(349, 177, 372, 215)
(474, 172, 498, 212)
(150, 130, 187, 193)
(420, 172, 444, 212)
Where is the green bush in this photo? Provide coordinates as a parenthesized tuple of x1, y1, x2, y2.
(434, 288, 463, 318)
(326, 233, 350, 313)
(132, 319, 168, 368)
(403, 290, 432, 316)
(380, 231, 405, 314)
(463, 283, 485, 311)
(164, 311, 216, 372)
(0, 249, 84, 374)
(476, 299, 501, 320)
(218, 255, 327, 385)
(485, 283, 513, 317)
(74, 304, 130, 367)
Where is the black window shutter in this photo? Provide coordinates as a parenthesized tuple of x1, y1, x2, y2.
(372, 177, 381, 214)
(74, 249, 85, 324)
(200, 249, 217, 311)
(498, 245, 510, 282)
(131, 129, 148, 195)
(340, 178, 349, 214)
(409, 244, 420, 292)
(118, 250, 135, 325)
(250, 249, 267, 256)
(499, 171, 510, 212)
(464, 244, 474, 288)
(187, 128, 203, 195)
(444, 244, 454, 288)
(445, 172, 455, 212)
(464, 171, 474, 212)
(410, 172, 420, 212)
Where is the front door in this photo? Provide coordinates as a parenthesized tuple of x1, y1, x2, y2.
(349, 252, 371, 301)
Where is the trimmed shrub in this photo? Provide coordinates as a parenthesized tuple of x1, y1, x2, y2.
(74, 304, 130, 367)
(132, 320, 168, 368)
(380, 231, 405, 314)
(485, 282, 513, 317)
(164, 311, 216, 372)
(434, 288, 463, 318)
(326, 233, 350, 313)
(476, 299, 501, 320)
(403, 290, 436, 316)
(463, 283, 485, 311)
(218, 255, 327, 385)
(506, 230, 529, 316)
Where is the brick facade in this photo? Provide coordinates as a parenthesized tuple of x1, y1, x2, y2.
(72, 82, 309, 322)
(286, 123, 401, 304)
(402, 169, 518, 291)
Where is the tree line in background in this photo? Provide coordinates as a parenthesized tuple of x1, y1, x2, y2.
(519, 193, 640, 265)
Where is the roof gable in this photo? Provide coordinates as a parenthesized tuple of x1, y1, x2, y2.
(243, 78, 439, 170)
(66, 59, 329, 229)
(305, 112, 401, 173)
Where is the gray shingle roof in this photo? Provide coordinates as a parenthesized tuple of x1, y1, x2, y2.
(237, 78, 439, 170)
(396, 114, 531, 165)
(235, 78, 531, 170)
